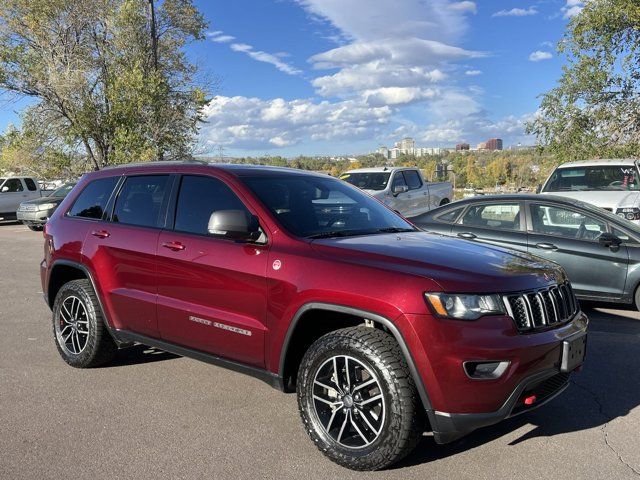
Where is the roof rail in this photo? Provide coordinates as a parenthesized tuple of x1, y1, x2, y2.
(101, 159, 210, 170)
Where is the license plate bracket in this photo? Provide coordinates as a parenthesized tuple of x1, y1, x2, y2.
(561, 332, 587, 372)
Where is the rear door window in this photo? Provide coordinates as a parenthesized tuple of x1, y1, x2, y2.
(24, 178, 38, 191)
(461, 203, 521, 231)
(112, 175, 170, 228)
(68, 177, 119, 219)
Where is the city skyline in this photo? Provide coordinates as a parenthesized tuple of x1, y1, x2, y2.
(0, 0, 582, 157)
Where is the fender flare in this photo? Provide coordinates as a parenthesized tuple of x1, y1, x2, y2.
(48, 259, 129, 347)
(279, 302, 434, 412)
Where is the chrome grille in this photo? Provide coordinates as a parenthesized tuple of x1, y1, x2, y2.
(20, 204, 37, 212)
(503, 283, 578, 332)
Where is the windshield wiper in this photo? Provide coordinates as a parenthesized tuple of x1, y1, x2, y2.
(307, 230, 369, 239)
(375, 227, 416, 233)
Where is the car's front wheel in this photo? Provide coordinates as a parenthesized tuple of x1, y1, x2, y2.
(26, 224, 43, 231)
(297, 326, 423, 471)
(52, 279, 116, 368)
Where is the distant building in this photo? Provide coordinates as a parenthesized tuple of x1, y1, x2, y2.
(377, 146, 389, 158)
(476, 141, 487, 150)
(485, 138, 503, 150)
(456, 143, 470, 151)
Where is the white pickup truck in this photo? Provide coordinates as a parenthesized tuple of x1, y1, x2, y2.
(0, 176, 42, 222)
(540, 159, 640, 224)
(340, 167, 453, 218)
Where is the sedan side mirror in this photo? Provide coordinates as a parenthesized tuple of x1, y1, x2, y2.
(207, 210, 261, 242)
(1, 186, 8, 193)
(392, 185, 409, 196)
(599, 232, 622, 248)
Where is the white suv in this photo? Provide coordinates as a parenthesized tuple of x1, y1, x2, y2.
(540, 159, 640, 224)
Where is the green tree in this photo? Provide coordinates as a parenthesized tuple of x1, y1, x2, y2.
(0, 0, 209, 170)
(527, 0, 640, 160)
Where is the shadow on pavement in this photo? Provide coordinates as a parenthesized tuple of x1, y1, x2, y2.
(396, 307, 640, 468)
(109, 344, 180, 367)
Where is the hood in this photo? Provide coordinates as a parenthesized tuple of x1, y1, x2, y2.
(21, 196, 64, 206)
(543, 190, 640, 210)
(362, 189, 385, 198)
(311, 231, 565, 293)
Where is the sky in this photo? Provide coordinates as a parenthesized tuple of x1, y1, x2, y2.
(0, 0, 588, 157)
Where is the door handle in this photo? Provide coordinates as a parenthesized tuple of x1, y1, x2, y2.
(458, 232, 477, 239)
(91, 230, 110, 239)
(162, 241, 186, 252)
(535, 242, 558, 251)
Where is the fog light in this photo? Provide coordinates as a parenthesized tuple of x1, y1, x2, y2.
(463, 360, 510, 379)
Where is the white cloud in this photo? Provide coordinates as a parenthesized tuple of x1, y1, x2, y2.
(228, 43, 301, 75)
(210, 34, 235, 43)
(529, 50, 553, 62)
(448, 1, 477, 14)
(540, 41, 554, 48)
(493, 7, 537, 17)
(561, 0, 587, 18)
(465, 69, 482, 76)
(202, 96, 392, 149)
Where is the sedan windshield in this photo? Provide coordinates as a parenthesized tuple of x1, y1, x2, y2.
(340, 172, 391, 191)
(49, 183, 76, 197)
(241, 174, 416, 238)
(543, 165, 639, 192)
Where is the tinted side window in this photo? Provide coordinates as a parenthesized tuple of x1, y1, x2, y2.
(461, 203, 521, 231)
(391, 172, 408, 190)
(174, 175, 250, 235)
(112, 175, 170, 228)
(3, 179, 23, 192)
(437, 207, 463, 223)
(530, 204, 605, 241)
(403, 170, 422, 190)
(68, 177, 119, 219)
(24, 178, 37, 191)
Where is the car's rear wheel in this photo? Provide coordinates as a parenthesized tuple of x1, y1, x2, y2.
(297, 326, 423, 471)
(52, 279, 116, 368)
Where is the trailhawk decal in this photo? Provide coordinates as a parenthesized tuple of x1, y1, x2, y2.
(188, 316, 252, 336)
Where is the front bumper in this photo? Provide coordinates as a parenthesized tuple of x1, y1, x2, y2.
(17, 209, 53, 225)
(429, 368, 571, 443)
(401, 310, 588, 443)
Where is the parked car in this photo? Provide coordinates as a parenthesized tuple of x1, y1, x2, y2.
(0, 176, 42, 223)
(340, 167, 452, 217)
(540, 159, 640, 224)
(413, 194, 640, 308)
(41, 163, 587, 471)
(17, 182, 77, 231)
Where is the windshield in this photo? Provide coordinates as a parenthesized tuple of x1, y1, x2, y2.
(241, 174, 416, 238)
(49, 183, 76, 197)
(340, 172, 391, 191)
(543, 165, 639, 192)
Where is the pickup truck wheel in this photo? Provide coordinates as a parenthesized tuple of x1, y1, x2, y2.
(439, 198, 450, 206)
(52, 279, 116, 368)
(297, 326, 423, 471)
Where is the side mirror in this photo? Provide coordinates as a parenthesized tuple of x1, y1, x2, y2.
(0, 186, 8, 193)
(207, 210, 261, 242)
(392, 185, 409, 196)
(599, 232, 622, 248)
(535, 184, 542, 194)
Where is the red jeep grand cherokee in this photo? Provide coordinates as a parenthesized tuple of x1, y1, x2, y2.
(41, 162, 587, 470)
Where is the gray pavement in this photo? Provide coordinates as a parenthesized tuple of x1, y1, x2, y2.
(0, 223, 638, 479)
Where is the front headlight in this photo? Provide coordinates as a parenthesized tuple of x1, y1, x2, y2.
(425, 292, 505, 320)
(37, 203, 57, 211)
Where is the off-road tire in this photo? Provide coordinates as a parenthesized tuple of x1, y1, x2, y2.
(297, 326, 423, 470)
(52, 279, 116, 368)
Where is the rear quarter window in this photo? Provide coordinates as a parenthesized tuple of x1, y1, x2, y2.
(67, 177, 119, 219)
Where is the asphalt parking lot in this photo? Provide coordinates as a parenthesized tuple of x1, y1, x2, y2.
(0, 223, 639, 480)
